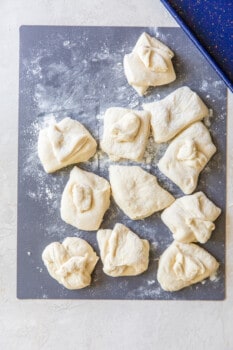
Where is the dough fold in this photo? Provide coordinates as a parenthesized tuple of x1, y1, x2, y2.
(100, 107, 150, 161)
(161, 192, 221, 243)
(157, 241, 219, 291)
(61, 166, 111, 231)
(124, 32, 176, 95)
(143, 86, 209, 143)
(38, 117, 97, 173)
(109, 165, 175, 220)
(158, 122, 216, 194)
(42, 237, 99, 290)
(97, 223, 150, 277)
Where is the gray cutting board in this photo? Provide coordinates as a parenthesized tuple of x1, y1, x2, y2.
(17, 26, 226, 300)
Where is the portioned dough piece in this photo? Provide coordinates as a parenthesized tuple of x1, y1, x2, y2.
(97, 223, 149, 277)
(38, 117, 97, 173)
(161, 192, 221, 243)
(158, 122, 216, 194)
(109, 165, 175, 220)
(157, 241, 219, 292)
(61, 166, 110, 231)
(42, 237, 99, 290)
(143, 86, 209, 143)
(100, 107, 150, 161)
(124, 32, 176, 95)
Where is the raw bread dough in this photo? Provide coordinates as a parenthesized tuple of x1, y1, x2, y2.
(97, 223, 149, 277)
(157, 241, 219, 291)
(38, 117, 97, 173)
(158, 122, 216, 194)
(124, 32, 176, 95)
(42, 237, 99, 290)
(143, 86, 209, 143)
(109, 165, 175, 219)
(60, 166, 111, 231)
(161, 192, 221, 243)
(100, 107, 150, 161)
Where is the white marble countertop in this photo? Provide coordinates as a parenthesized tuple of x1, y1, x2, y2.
(0, 0, 232, 349)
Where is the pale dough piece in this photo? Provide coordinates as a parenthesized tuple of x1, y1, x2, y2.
(60, 166, 111, 231)
(158, 122, 216, 194)
(100, 107, 150, 161)
(143, 86, 209, 143)
(157, 241, 219, 292)
(161, 192, 221, 243)
(38, 117, 97, 173)
(109, 165, 175, 220)
(42, 237, 99, 290)
(124, 32, 176, 95)
(97, 223, 149, 277)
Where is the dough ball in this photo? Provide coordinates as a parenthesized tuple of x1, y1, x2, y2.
(97, 223, 150, 277)
(42, 237, 99, 290)
(109, 165, 175, 220)
(161, 191, 221, 243)
(143, 86, 209, 143)
(124, 32, 176, 95)
(100, 107, 150, 161)
(158, 122, 216, 194)
(60, 166, 111, 231)
(38, 117, 97, 173)
(157, 241, 219, 292)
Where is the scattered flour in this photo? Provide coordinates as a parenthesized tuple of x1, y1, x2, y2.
(19, 27, 226, 300)
(210, 272, 220, 282)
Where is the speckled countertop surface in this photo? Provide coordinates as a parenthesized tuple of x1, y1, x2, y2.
(0, 1, 233, 349)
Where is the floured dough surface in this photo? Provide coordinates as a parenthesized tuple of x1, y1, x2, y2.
(100, 107, 150, 161)
(60, 166, 111, 231)
(42, 237, 99, 290)
(109, 165, 175, 220)
(124, 32, 176, 95)
(161, 192, 221, 243)
(158, 122, 216, 194)
(143, 86, 209, 143)
(157, 241, 219, 291)
(97, 223, 149, 277)
(38, 117, 97, 173)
